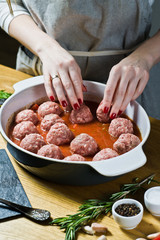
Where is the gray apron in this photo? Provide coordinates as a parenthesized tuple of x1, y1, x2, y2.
(16, 0, 160, 119)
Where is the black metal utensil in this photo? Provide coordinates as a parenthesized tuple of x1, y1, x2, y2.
(0, 198, 51, 221)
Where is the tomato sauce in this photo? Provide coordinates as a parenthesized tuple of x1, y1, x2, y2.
(9, 101, 141, 161)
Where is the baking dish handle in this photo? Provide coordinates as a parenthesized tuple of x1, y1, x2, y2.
(13, 76, 44, 92)
(89, 146, 146, 177)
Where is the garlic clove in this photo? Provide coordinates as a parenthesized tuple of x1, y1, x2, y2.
(82, 225, 95, 235)
(91, 222, 108, 233)
(147, 232, 160, 239)
(97, 235, 107, 240)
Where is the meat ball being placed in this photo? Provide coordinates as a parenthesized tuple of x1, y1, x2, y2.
(41, 114, 65, 131)
(70, 133, 98, 156)
(93, 148, 118, 161)
(113, 133, 140, 154)
(38, 101, 63, 118)
(69, 104, 93, 124)
(37, 144, 64, 159)
(15, 109, 39, 125)
(108, 117, 133, 138)
(96, 104, 110, 123)
(46, 123, 74, 145)
(64, 154, 85, 162)
(20, 133, 46, 153)
(12, 121, 38, 140)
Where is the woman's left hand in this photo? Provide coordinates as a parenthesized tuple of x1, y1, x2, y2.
(101, 53, 150, 119)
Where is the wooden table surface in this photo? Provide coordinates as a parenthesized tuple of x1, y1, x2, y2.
(0, 64, 160, 240)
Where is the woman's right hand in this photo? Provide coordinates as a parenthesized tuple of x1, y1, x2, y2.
(38, 38, 84, 110)
(8, 14, 84, 110)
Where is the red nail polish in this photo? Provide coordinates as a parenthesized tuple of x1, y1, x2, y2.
(82, 84, 87, 92)
(103, 106, 109, 114)
(73, 103, 80, 110)
(62, 100, 68, 107)
(78, 98, 82, 105)
(110, 113, 117, 119)
(118, 110, 123, 116)
(50, 96, 54, 101)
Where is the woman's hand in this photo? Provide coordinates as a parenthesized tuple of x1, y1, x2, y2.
(101, 54, 150, 119)
(39, 39, 84, 110)
(8, 15, 84, 110)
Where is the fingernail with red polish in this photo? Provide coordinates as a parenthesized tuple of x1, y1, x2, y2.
(50, 96, 54, 101)
(73, 103, 80, 110)
(82, 84, 87, 92)
(78, 98, 82, 105)
(103, 106, 109, 114)
(62, 100, 68, 108)
(110, 113, 117, 119)
(118, 110, 123, 116)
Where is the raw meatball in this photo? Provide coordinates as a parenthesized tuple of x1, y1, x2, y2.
(41, 114, 65, 131)
(93, 148, 118, 161)
(15, 109, 38, 125)
(37, 144, 64, 159)
(69, 104, 93, 124)
(38, 101, 63, 118)
(108, 117, 133, 138)
(113, 133, 140, 154)
(20, 133, 46, 153)
(12, 121, 38, 140)
(46, 123, 74, 145)
(70, 133, 98, 156)
(96, 105, 110, 123)
(64, 154, 85, 162)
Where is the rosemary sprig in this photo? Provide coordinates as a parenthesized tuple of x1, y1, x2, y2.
(0, 90, 12, 106)
(50, 174, 159, 240)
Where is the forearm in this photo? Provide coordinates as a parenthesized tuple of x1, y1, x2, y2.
(130, 30, 160, 70)
(8, 14, 60, 59)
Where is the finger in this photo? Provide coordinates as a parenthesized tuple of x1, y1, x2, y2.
(52, 75, 68, 108)
(103, 65, 121, 114)
(132, 71, 149, 100)
(59, 69, 80, 110)
(109, 75, 131, 119)
(43, 72, 56, 101)
(119, 79, 139, 113)
(69, 65, 84, 105)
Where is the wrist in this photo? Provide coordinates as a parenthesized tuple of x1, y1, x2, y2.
(34, 33, 60, 61)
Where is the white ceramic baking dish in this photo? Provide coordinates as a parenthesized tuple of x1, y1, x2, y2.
(0, 76, 150, 185)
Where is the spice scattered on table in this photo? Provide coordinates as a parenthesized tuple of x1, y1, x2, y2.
(115, 203, 141, 217)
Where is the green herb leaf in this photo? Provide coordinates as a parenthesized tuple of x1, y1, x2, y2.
(0, 90, 12, 107)
(0, 90, 12, 99)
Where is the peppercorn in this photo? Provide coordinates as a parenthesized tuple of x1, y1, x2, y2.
(115, 203, 141, 217)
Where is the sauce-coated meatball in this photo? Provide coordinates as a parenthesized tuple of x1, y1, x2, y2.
(20, 133, 46, 153)
(108, 117, 133, 138)
(70, 133, 98, 156)
(93, 148, 118, 161)
(69, 104, 93, 124)
(12, 121, 38, 140)
(46, 123, 74, 145)
(15, 109, 38, 125)
(64, 154, 85, 161)
(38, 101, 63, 118)
(113, 133, 140, 154)
(41, 114, 65, 131)
(37, 144, 64, 159)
